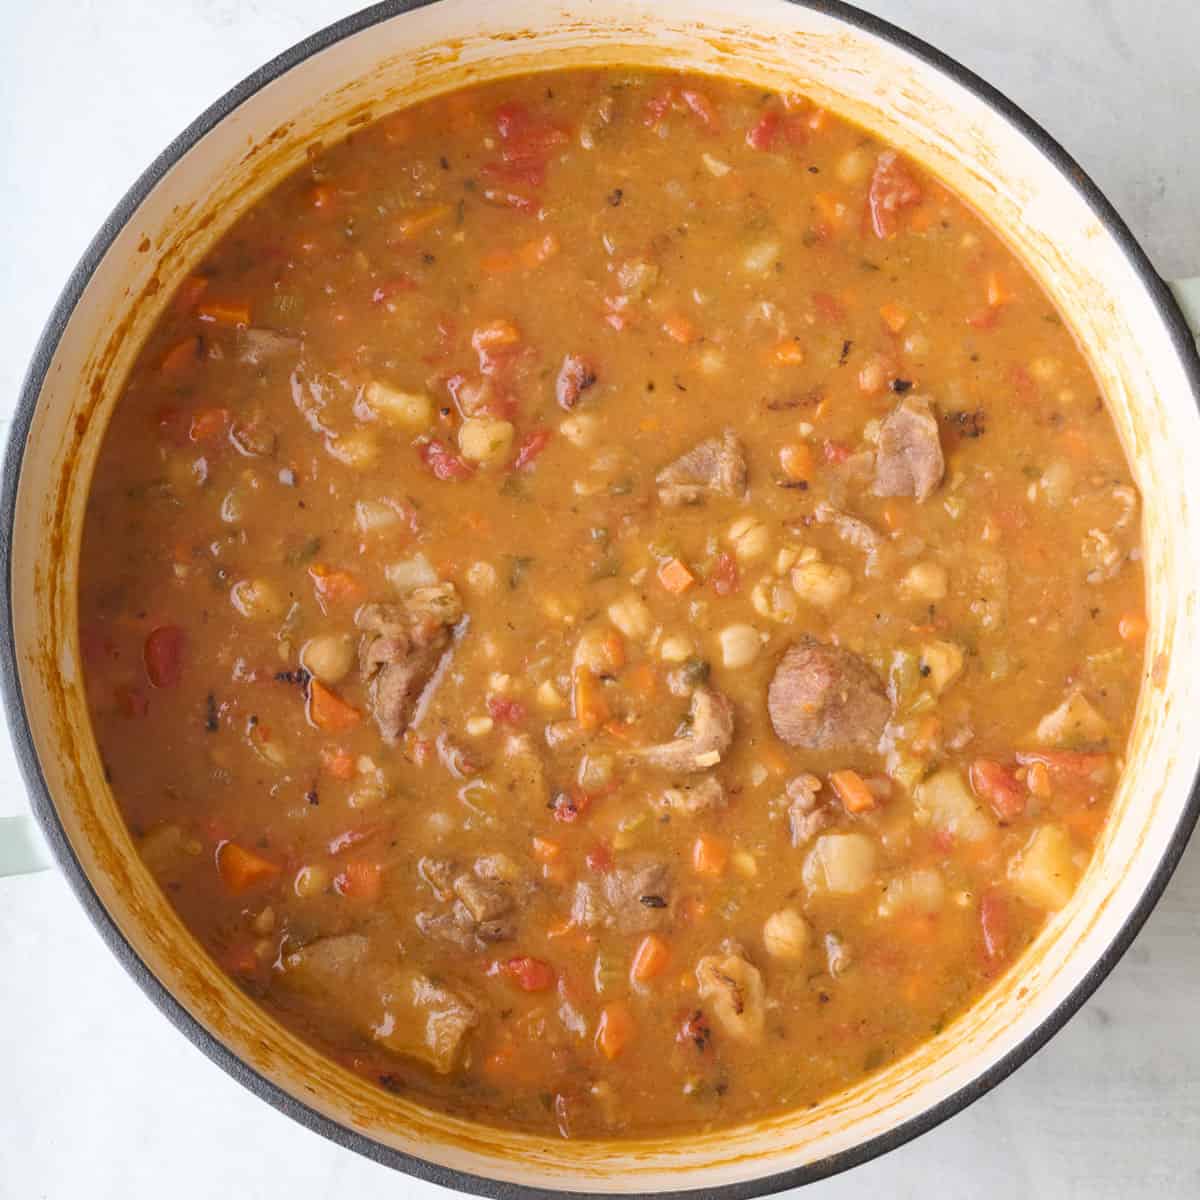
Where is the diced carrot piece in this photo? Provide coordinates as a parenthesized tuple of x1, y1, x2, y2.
(631, 933, 671, 982)
(531, 836, 562, 863)
(657, 557, 696, 594)
(771, 338, 806, 366)
(308, 564, 365, 611)
(392, 203, 451, 240)
(626, 662, 657, 699)
(595, 1002, 636, 1060)
(692, 833, 729, 877)
(1118, 611, 1147, 642)
(986, 271, 1013, 307)
(602, 630, 626, 671)
(334, 860, 382, 900)
(308, 679, 362, 732)
(160, 335, 202, 374)
(830, 768, 876, 814)
(188, 407, 230, 443)
(320, 745, 356, 780)
(879, 302, 909, 333)
(779, 442, 814, 482)
(573, 669, 610, 731)
(661, 313, 698, 344)
(217, 841, 280, 894)
(196, 300, 251, 327)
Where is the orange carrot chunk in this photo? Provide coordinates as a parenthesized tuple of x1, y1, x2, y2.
(830, 768, 877, 814)
(657, 557, 696, 594)
(308, 679, 362, 732)
(217, 841, 280, 894)
(595, 1002, 636, 1060)
(631, 933, 671, 982)
(692, 833, 729, 876)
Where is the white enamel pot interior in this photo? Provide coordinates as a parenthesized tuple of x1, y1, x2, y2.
(4, 1, 1199, 1195)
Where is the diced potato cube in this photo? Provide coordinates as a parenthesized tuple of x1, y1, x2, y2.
(325, 430, 378, 468)
(1035, 690, 1109, 747)
(879, 867, 945, 917)
(727, 515, 769, 562)
(803, 833, 877, 896)
(659, 634, 695, 663)
(719, 623, 762, 669)
(608, 594, 652, 639)
(920, 640, 965, 693)
(363, 381, 432, 427)
(1009, 825, 1079, 910)
(915, 769, 994, 843)
(902, 561, 948, 601)
(792, 561, 852, 609)
(560, 413, 598, 447)
(762, 908, 811, 960)
(458, 417, 514, 466)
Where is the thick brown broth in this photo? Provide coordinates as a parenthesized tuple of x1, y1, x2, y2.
(79, 70, 1145, 1138)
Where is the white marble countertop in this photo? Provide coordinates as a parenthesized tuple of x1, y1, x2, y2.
(1, 2, 1198, 1197)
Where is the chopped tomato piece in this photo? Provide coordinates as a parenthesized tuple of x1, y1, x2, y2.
(709, 552, 740, 596)
(679, 88, 719, 130)
(418, 439, 476, 481)
(969, 759, 1026, 823)
(552, 788, 592, 824)
(504, 955, 556, 992)
(487, 696, 527, 726)
(746, 110, 781, 150)
(144, 625, 185, 688)
(217, 841, 280, 893)
(188, 407, 230, 443)
(585, 842, 613, 873)
(868, 149, 923, 238)
(511, 428, 552, 472)
(823, 439, 851, 464)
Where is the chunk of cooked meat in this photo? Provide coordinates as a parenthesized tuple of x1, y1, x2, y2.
(370, 969, 479, 1075)
(356, 584, 463, 743)
(453, 875, 513, 923)
(872, 395, 944, 502)
(417, 856, 456, 901)
(785, 773, 831, 847)
(279, 933, 369, 994)
(626, 687, 734, 773)
(415, 907, 477, 951)
(656, 431, 747, 506)
(811, 501, 887, 576)
(237, 327, 299, 365)
(571, 856, 672, 934)
(695, 949, 765, 1043)
(657, 775, 726, 815)
(767, 638, 890, 752)
(556, 353, 597, 410)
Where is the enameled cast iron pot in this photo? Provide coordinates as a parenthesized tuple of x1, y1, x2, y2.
(3, 1, 1200, 1194)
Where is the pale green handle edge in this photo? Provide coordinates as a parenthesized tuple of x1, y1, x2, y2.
(1169, 277, 1200, 336)
(0, 815, 53, 877)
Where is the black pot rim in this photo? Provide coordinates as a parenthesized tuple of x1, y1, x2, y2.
(3, 1, 1198, 1196)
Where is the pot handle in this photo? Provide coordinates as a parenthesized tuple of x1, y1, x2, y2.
(1169, 277, 1200, 336)
(0, 814, 53, 877)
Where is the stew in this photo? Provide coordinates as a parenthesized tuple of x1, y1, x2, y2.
(79, 69, 1145, 1138)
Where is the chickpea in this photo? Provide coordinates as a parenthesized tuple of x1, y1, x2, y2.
(300, 633, 356, 684)
(719, 623, 762, 669)
(902, 561, 949, 602)
(792, 561, 852, 609)
(763, 908, 811, 961)
(231, 578, 285, 620)
(726, 515, 770, 562)
(362, 380, 432, 427)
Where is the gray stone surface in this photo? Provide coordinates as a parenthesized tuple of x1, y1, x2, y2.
(1, 2, 1197, 1196)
